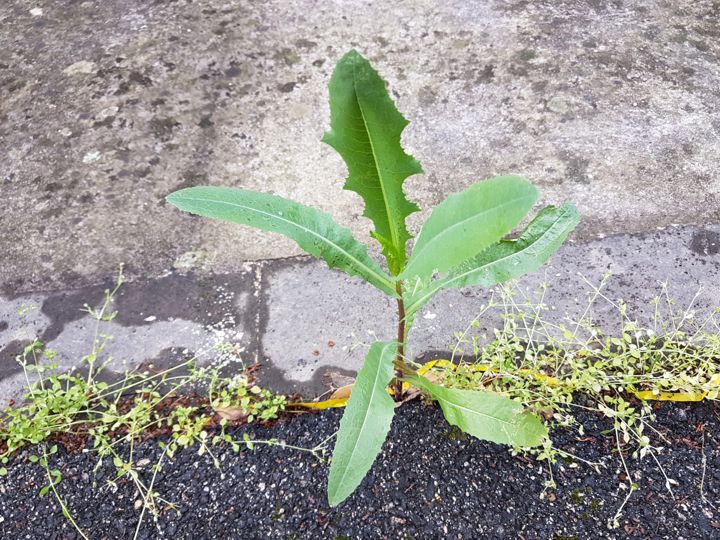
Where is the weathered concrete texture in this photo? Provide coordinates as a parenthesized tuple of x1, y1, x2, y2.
(2, 1, 720, 401)
(1, 1, 719, 294)
(0, 271, 257, 406)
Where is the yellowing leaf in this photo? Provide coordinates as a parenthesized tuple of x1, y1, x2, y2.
(329, 384, 354, 400)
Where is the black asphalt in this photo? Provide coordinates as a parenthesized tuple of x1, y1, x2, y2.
(1, 400, 719, 539)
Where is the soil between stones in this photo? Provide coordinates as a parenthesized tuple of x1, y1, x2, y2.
(1, 400, 719, 539)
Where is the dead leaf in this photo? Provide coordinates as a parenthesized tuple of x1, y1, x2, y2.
(421, 371, 442, 384)
(395, 388, 421, 407)
(329, 384, 353, 400)
(214, 406, 246, 421)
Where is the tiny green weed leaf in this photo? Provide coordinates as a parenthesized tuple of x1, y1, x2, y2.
(405, 202, 580, 315)
(407, 372, 547, 447)
(166, 187, 398, 297)
(328, 341, 398, 506)
(401, 176, 538, 281)
(323, 49, 422, 275)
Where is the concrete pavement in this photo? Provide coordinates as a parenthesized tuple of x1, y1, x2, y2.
(1, 0, 719, 401)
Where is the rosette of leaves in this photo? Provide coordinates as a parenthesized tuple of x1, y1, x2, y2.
(167, 49, 580, 506)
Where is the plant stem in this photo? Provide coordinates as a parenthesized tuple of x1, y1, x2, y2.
(394, 282, 406, 399)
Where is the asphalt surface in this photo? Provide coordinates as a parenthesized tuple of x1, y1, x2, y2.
(1, 399, 719, 539)
(2, 0, 720, 418)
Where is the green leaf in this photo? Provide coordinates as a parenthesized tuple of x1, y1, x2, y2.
(166, 187, 397, 297)
(405, 203, 580, 315)
(328, 341, 397, 506)
(323, 50, 422, 275)
(406, 372, 547, 447)
(401, 176, 538, 281)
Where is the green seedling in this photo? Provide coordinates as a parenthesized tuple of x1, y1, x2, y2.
(166, 49, 580, 505)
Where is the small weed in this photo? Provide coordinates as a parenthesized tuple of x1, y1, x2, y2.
(438, 273, 720, 527)
(271, 505, 286, 521)
(569, 488, 583, 504)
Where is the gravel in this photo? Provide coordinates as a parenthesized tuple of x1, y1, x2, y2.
(1, 400, 719, 539)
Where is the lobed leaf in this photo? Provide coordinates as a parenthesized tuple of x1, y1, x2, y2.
(406, 372, 547, 447)
(327, 341, 398, 506)
(401, 176, 538, 281)
(166, 187, 398, 297)
(404, 202, 580, 315)
(323, 50, 423, 275)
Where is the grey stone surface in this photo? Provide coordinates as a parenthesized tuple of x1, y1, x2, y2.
(1, 0, 719, 295)
(1, 224, 719, 401)
(1, 1, 719, 401)
(260, 260, 396, 388)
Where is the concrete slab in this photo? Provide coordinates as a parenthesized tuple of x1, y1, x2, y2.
(1, 224, 719, 401)
(259, 260, 396, 390)
(1, 0, 719, 294)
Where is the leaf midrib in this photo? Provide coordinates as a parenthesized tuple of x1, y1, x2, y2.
(437, 390, 519, 426)
(330, 341, 395, 500)
(173, 193, 396, 294)
(410, 373, 519, 427)
(352, 61, 400, 257)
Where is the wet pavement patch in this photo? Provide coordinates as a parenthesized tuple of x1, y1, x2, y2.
(0, 271, 257, 406)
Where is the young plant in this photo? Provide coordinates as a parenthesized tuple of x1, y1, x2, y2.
(166, 49, 580, 506)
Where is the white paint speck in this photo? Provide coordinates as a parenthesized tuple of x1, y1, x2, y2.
(143, 315, 157, 322)
(29, 7, 43, 17)
(97, 106, 119, 120)
(63, 61, 97, 76)
(82, 151, 101, 163)
(423, 312, 437, 320)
